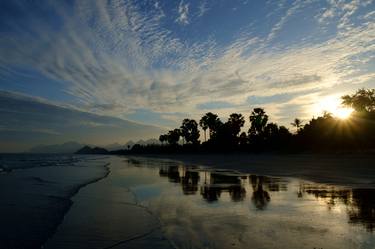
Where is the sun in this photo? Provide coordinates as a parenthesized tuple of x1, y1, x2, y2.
(334, 107, 353, 119)
(314, 95, 353, 120)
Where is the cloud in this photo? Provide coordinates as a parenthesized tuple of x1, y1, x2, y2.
(176, 0, 190, 25)
(198, 0, 209, 17)
(196, 101, 238, 110)
(265, 0, 307, 43)
(0, 0, 374, 128)
(0, 91, 164, 152)
(316, 0, 371, 29)
(154, 1, 165, 20)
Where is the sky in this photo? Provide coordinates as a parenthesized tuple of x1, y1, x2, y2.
(0, 0, 375, 151)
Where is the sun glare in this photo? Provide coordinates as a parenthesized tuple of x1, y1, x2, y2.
(314, 95, 353, 120)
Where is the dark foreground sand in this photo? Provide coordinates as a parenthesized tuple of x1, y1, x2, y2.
(0, 156, 109, 249)
(129, 153, 375, 188)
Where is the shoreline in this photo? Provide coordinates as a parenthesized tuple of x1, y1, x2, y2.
(42, 162, 111, 248)
(125, 153, 375, 189)
(44, 156, 174, 249)
(44, 155, 375, 249)
(0, 156, 111, 249)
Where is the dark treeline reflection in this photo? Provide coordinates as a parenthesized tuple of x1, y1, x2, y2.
(128, 158, 375, 232)
(158, 165, 286, 206)
(250, 175, 271, 210)
(155, 162, 375, 232)
(300, 184, 375, 232)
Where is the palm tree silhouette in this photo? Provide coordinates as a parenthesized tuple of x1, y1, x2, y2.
(180, 119, 200, 145)
(201, 112, 222, 139)
(291, 118, 303, 133)
(249, 108, 268, 136)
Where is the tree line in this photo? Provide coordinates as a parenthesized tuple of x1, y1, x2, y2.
(130, 88, 375, 153)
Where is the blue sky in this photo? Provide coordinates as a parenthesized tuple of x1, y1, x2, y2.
(1, 0, 375, 150)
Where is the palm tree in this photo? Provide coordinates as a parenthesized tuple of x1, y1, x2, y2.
(227, 113, 245, 137)
(199, 116, 209, 142)
(249, 108, 268, 136)
(291, 118, 303, 133)
(180, 119, 200, 145)
(201, 112, 222, 139)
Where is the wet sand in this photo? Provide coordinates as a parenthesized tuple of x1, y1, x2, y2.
(44, 156, 173, 249)
(45, 156, 375, 249)
(0, 156, 109, 249)
(3, 154, 374, 248)
(128, 153, 375, 188)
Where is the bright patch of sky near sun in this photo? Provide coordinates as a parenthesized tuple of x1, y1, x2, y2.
(0, 0, 375, 129)
(313, 94, 353, 119)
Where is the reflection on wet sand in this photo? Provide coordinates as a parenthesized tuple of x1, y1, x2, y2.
(181, 170, 200, 195)
(156, 162, 375, 232)
(300, 184, 375, 232)
(250, 175, 270, 210)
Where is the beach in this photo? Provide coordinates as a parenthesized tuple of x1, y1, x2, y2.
(1, 154, 374, 248)
(0, 155, 110, 249)
(46, 155, 375, 248)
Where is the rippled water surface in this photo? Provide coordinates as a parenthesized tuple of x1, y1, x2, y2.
(46, 156, 375, 249)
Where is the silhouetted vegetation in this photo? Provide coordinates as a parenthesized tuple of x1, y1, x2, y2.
(79, 88, 374, 155)
(124, 89, 375, 154)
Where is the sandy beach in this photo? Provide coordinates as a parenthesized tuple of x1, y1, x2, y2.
(0, 155, 110, 249)
(44, 155, 375, 249)
(1, 154, 375, 248)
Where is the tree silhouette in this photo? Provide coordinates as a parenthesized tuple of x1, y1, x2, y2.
(207, 114, 245, 150)
(264, 123, 279, 138)
(159, 134, 167, 144)
(342, 88, 375, 113)
(202, 112, 222, 138)
(263, 123, 292, 150)
(239, 131, 248, 147)
(199, 115, 209, 142)
(125, 88, 375, 154)
(249, 108, 268, 136)
(167, 129, 181, 145)
(227, 113, 245, 137)
(291, 118, 303, 133)
(180, 119, 200, 145)
(248, 108, 269, 149)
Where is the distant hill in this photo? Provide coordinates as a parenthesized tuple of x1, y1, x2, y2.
(105, 139, 161, 151)
(27, 138, 161, 154)
(124, 138, 161, 148)
(28, 141, 84, 154)
(0, 91, 165, 153)
(104, 143, 124, 151)
(75, 146, 109, 155)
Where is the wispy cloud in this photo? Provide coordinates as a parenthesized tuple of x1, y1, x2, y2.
(198, 0, 209, 17)
(176, 0, 190, 25)
(0, 0, 374, 128)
